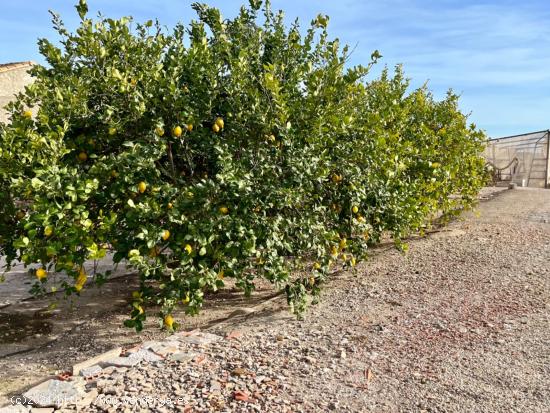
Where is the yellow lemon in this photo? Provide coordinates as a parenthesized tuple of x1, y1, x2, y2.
(184, 244, 192, 254)
(352, 205, 359, 214)
(313, 262, 321, 270)
(167, 202, 173, 209)
(78, 152, 88, 162)
(75, 268, 87, 292)
(36, 268, 47, 280)
(330, 246, 338, 257)
(219, 206, 229, 215)
(138, 181, 147, 193)
(137, 305, 144, 315)
(172, 126, 182, 137)
(161, 229, 170, 241)
(164, 314, 174, 329)
(215, 117, 224, 129)
(339, 238, 347, 250)
(350, 257, 357, 267)
(155, 127, 165, 137)
(108, 127, 117, 136)
(186, 124, 193, 132)
(212, 124, 220, 133)
(23, 110, 33, 119)
(44, 226, 53, 237)
(182, 293, 190, 304)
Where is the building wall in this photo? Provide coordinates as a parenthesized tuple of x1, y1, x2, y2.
(0, 62, 34, 123)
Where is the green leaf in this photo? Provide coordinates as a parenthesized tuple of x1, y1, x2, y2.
(76, 0, 88, 20)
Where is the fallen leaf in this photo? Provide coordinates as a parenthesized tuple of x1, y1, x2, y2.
(365, 368, 374, 383)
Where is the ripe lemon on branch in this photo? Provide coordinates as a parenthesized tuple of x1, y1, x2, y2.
(137, 181, 147, 193)
(44, 226, 53, 237)
(172, 126, 183, 137)
(164, 314, 174, 330)
(36, 268, 47, 281)
(75, 268, 87, 292)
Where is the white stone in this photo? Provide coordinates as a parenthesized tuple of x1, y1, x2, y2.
(127, 349, 163, 363)
(168, 352, 198, 363)
(0, 405, 29, 413)
(72, 347, 121, 376)
(79, 365, 102, 378)
(100, 356, 140, 368)
(23, 379, 85, 408)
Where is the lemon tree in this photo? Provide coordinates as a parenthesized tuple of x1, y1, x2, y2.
(0, 0, 486, 330)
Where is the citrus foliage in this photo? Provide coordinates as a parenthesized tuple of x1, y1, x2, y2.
(0, 0, 486, 330)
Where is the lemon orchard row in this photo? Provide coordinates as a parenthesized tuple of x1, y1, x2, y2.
(0, 1, 487, 331)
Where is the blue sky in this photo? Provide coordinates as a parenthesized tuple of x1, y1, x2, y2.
(1, 1, 549, 138)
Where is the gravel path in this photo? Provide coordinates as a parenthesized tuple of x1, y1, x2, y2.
(3, 187, 550, 412)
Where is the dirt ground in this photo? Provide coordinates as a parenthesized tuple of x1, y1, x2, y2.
(1, 186, 549, 412)
(0, 270, 279, 405)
